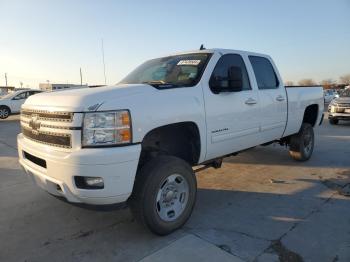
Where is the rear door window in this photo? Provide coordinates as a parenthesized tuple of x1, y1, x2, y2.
(249, 56, 279, 89)
(28, 91, 41, 96)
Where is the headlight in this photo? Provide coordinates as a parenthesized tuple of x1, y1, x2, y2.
(82, 110, 131, 147)
(329, 101, 337, 113)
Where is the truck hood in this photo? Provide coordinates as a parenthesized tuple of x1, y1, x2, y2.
(23, 84, 154, 112)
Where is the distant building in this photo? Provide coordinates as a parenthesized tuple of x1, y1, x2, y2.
(0, 86, 15, 95)
(39, 83, 88, 91)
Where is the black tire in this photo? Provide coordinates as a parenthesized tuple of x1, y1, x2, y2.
(0, 106, 10, 119)
(329, 118, 338, 125)
(129, 155, 197, 235)
(289, 123, 314, 161)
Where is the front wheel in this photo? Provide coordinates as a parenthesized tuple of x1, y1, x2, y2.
(0, 107, 10, 119)
(289, 123, 314, 161)
(129, 155, 197, 235)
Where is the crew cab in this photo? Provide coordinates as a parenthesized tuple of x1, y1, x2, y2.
(17, 49, 324, 235)
(0, 89, 42, 119)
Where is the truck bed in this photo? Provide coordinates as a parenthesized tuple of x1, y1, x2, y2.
(283, 86, 324, 137)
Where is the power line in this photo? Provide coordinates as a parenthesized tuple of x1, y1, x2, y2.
(101, 39, 107, 85)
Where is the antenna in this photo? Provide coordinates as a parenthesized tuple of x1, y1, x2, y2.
(5, 73, 8, 86)
(199, 44, 205, 50)
(101, 39, 107, 85)
(80, 67, 83, 85)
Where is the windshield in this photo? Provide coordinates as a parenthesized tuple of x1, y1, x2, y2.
(119, 53, 211, 88)
(339, 89, 350, 97)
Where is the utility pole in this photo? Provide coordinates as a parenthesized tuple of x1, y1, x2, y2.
(80, 67, 83, 85)
(5, 73, 8, 86)
(101, 39, 107, 85)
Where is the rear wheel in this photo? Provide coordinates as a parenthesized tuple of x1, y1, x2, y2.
(129, 155, 197, 235)
(0, 106, 10, 119)
(289, 123, 314, 161)
(329, 118, 338, 125)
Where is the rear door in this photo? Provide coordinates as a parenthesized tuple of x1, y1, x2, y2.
(248, 56, 287, 142)
(203, 53, 261, 160)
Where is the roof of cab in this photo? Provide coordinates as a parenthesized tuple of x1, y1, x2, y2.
(168, 48, 270, 59)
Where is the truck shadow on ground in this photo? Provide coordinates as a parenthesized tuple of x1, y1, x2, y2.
(189, 173, 350, 235)
(185, 173, 350, 261)
(1, 165, 350, 261)
(224, 141, 350, 169)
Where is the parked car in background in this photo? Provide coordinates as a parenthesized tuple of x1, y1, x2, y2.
(0, 89, 42, 119)
(328, 89, 350, 125)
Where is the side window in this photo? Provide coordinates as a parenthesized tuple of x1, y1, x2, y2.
(28, 91, 39, 96)
(13, 92, 28, 100)
(249, 56, 279, 89)
(209, 54, 251, 92)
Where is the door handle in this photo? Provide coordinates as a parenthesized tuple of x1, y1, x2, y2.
(276, 95, 285, 102)
(245, 98, 258, 105)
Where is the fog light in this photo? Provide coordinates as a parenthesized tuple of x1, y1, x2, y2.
(74, 176, 104, 189)
(85, 177, 104, 186)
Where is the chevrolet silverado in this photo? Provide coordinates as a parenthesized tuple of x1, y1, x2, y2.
(18, 48, 324, 235)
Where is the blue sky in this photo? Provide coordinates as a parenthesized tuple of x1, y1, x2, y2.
(0, 0, 349, 87)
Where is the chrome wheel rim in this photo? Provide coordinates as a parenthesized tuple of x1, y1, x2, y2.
(156, 174, 189, 222)
(0, 109, 9, 118)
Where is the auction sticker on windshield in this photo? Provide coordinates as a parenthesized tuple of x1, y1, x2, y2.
(177, 60, 201, 66)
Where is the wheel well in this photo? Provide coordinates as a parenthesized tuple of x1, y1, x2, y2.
(0, 105, 11, 113)
(139, 122, 201, 167)
(302, 104, 318, 127)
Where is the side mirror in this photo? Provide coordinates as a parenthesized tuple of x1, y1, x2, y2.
(227, 66, 243, 92)
(210, 66, 243, 93)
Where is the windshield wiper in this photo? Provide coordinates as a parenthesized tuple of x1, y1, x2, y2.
(142, 80, 169, 85)
(142, 81, 178, 88)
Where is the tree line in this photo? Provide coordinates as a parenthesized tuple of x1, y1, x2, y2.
(284, 73, 350, 88)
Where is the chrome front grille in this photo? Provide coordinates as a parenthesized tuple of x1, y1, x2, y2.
(20, 109, 82, 149)
(336, 103, 350, 108)
(21, 109, 73, 122)
(22, 127, 72, 148)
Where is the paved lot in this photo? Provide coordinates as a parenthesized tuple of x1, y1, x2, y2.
(0, 114, 349, 262)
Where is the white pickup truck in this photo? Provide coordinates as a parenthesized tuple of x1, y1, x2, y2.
(18, 48, 324, 235)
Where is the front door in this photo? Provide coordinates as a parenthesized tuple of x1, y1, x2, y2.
(203, 53, 261, 161)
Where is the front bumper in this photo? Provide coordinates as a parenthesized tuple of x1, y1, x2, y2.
(18, 134, 141, 205)
(328, 112, 350, 120)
